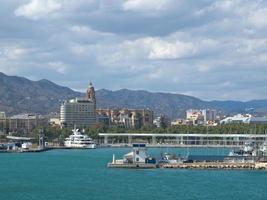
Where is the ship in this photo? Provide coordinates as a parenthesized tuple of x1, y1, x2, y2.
(64, 129, 96, 149)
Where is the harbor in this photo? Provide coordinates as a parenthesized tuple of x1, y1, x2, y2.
(1, 147, 266, 200)
(107, 142, 267, 170)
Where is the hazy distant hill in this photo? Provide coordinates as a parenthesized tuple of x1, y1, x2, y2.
(0, 72, 267, 118)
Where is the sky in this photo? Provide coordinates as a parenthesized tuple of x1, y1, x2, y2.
(0, 0, 267, 101)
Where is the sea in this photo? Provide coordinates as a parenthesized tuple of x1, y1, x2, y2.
(0, 148, 266, 200)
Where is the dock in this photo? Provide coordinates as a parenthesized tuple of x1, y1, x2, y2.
(107, 163, 157, 169)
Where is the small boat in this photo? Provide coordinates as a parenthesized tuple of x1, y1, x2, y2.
(159, 153, 188, 164)
(21, 142, 32, 150)
(64, 129, 96, 149)
(229, 141, 257, 157)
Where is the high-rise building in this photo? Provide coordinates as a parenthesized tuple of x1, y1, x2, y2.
(0, 112, 7, 134)
(202, 109, 217, 122)
(60, 82, 97, 128)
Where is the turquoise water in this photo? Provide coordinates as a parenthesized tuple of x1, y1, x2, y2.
(0, 148, 267, 200)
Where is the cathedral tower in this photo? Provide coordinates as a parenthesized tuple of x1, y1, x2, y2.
(86, 82, 96, 108)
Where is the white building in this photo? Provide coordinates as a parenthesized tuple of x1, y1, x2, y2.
(220, 114, 267, 124)
(123, 144, 149, 163)
(186, 109, 217, 125)
(0, 112, 6, 119)
(60, 82, 96, 128)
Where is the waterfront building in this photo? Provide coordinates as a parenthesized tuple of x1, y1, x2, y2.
(123, 144, 149, 163)
(8, 113, 49, 134)
(220, 114, 267, 124)
(96, 108, 153, 129)
(60, 82, 96, 128)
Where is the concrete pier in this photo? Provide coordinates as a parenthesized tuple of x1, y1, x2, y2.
(107, 163, 157, 169)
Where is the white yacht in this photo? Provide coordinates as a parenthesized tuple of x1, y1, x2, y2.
(64, 129, 96, 149)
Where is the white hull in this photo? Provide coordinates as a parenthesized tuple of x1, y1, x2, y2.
(64, 142, 96, 149)
(64, 128, 96, 149)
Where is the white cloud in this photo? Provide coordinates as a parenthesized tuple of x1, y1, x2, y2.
(0, 46, 29, 60)
(1, 0, 267, 100)
(248, 8, 267, 28)
(123, 0, 174, 12)
(15, 0, 62, 20)
(147, 38, 195, 59)
(48, 61, 67, 74)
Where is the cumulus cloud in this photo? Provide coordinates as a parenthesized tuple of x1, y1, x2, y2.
(0, 0, 266, 100)
(123, 0, 174, 12)
(15, 0, 62, 20)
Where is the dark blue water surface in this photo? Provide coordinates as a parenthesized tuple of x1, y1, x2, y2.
(0, 148, 266, 200)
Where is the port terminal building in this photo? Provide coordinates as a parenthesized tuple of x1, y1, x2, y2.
(99, 133, 267, 147)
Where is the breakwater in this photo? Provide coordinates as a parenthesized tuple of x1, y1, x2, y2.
(107, 161, 267, 170)
(160, 162, 267, 170)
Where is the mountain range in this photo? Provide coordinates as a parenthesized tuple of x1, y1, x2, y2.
(1, 72, 267, 119)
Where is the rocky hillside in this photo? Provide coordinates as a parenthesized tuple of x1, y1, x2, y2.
(1, 72, 267, 118)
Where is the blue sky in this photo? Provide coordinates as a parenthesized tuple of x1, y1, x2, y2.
(0, 0, 267, 101)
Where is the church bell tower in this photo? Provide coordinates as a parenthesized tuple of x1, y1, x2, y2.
(86, 82, 96, 109)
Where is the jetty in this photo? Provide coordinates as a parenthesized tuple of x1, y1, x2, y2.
(160, 162, 267, 170)
(107, 141, 267, 170)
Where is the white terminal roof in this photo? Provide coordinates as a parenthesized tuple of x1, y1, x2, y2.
(99, 133, 267, 138)
(220, 114, 267, 124)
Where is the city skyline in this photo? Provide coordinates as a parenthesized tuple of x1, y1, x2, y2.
(0, 0, 267, 101)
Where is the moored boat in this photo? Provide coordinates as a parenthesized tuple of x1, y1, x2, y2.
(64, 129, 96, 149)
(229, 141, 257, 157)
